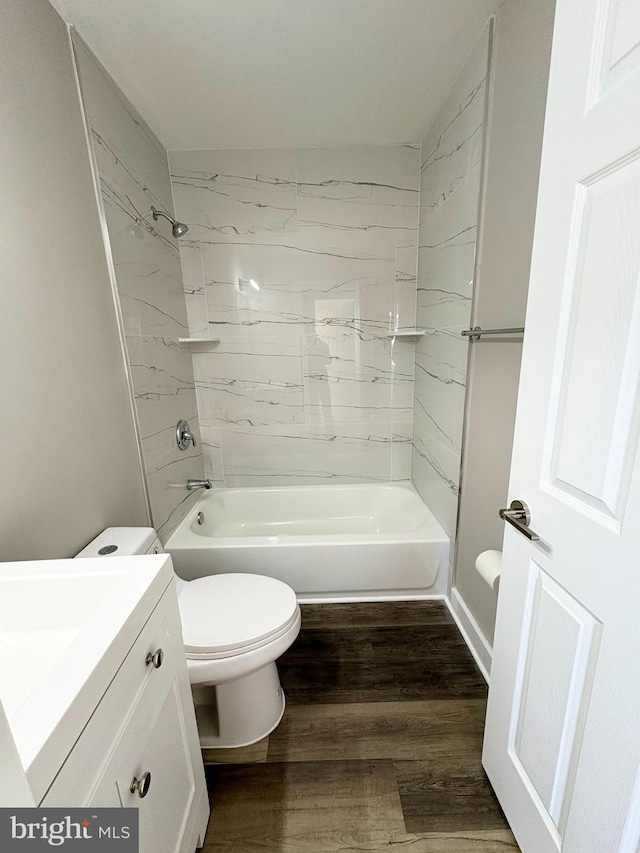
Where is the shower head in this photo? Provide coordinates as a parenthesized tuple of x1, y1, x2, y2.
(172, 221, 189, 238)
(151, 206, 189, 238)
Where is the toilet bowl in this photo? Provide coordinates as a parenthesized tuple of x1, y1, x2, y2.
(76, 527, 301, 748)
(179, 572, 301, 747)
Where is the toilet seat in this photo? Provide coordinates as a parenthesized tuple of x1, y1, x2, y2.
(178, 573, 299, 660)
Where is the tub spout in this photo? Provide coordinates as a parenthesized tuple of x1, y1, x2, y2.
(186, 478, 212, 491)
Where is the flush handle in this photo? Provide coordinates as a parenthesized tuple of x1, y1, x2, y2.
(499, 499, 540, 541)
(145, 648, 164, 669)
(130, 771, 151, 798)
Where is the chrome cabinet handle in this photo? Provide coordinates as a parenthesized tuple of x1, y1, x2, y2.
(130, 771, 151, 798)
(499, 499, 540, 541)
(145, 648, 164, 669)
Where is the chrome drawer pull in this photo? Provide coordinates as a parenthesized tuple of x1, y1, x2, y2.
(499, 499, 540, 541)
(130, 771, 151, 798)
(145, 648, 164, 669)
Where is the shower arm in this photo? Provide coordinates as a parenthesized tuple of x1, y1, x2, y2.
(151, 206, 174, 225)
(149, 206, 189, 238)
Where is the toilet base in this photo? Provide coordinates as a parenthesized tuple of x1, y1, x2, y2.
(192, 662, 286, 748)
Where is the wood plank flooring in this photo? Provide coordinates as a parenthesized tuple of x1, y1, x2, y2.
(201, 601, 519, 852)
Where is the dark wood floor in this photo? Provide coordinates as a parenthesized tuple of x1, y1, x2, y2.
(201, 602, 519, 852)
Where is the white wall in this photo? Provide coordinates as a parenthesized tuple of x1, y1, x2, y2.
(169, 146, 420, 486)
(0, 0, 148, 560)
(453, 0, 556, 649)
(72, 36, 206, 542)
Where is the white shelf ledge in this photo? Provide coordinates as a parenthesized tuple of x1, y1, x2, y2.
(386, 329, 427, 338)
(178, 337, 220, 344)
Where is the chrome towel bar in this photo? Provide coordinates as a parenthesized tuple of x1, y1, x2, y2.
(461, 325, 525, 341)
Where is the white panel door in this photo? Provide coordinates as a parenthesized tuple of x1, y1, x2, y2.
(483, 0, 640, 851)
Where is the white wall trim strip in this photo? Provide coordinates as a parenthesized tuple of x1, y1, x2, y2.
(297, 593, 447, 605)
(67, 24, 153, 526)
(446, 587, 493, 683)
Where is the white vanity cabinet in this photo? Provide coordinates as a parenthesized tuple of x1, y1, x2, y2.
(41, 579, 209, 853)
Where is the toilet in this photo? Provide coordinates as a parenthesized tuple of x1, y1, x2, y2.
(76, 527, 301, 748)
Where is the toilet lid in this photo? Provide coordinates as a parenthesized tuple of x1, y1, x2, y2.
(178, 573, 298, 657)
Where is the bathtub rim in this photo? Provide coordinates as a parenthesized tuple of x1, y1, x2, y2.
(165, 481, 448, 551)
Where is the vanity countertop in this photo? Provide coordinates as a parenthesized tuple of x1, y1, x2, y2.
(0, 554, 174, 802)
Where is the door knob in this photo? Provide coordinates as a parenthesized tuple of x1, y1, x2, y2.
(130, 771, 151, 798)
(145, 648, 164, 669)
(499, 499, 540, 541)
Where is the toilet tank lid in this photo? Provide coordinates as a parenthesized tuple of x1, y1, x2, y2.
(75, 527, 158, 558)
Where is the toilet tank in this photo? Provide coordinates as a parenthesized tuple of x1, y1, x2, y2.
(75, 527, 164, 558)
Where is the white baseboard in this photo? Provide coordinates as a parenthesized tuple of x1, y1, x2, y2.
(297, 593, 447, 604)
(445, 588, 493, 683)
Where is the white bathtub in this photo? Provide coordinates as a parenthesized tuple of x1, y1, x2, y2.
(165, 483, 449, 601)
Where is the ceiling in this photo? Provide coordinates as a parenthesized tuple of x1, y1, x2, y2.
(50, 0, 502, 151)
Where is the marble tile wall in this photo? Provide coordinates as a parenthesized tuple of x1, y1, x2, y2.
(169, 145, 420, 486)
(411, 28, 491, 541)
(74, 36, 205, 541)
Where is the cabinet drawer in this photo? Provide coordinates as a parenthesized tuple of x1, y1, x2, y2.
(42, 582, 182, 806)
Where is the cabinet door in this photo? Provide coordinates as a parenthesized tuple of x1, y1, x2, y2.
(87, 777, 121, 808)
(41, 587, 208, 853)
(116, 678, 196, 853)
(42, 586, 177, 806)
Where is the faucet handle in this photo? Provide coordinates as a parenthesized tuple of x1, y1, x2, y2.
(176, 419, 196, 450)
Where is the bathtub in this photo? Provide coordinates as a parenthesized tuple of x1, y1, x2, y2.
(165, 483, 449, 601)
